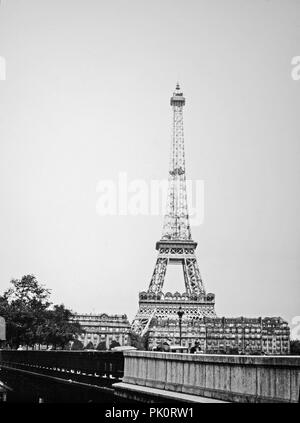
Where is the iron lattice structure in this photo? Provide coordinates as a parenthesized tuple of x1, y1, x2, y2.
(132, 84, 216, 337)
(162, 83, 191, 242)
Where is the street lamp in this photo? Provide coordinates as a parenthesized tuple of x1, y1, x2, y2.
(177, 307, 185, 347)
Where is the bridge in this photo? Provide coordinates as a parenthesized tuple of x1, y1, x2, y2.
(0, 350, 124, 403)
(0, 350, 299, 403)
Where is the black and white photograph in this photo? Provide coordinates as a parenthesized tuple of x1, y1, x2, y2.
(0, 0, 299, 414)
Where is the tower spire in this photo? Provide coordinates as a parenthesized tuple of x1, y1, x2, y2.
(162, 83, 191, 241)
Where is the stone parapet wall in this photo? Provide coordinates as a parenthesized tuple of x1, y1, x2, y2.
(122, 351, 300, 403)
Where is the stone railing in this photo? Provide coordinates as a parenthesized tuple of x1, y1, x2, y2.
(121, 351, 300, 403)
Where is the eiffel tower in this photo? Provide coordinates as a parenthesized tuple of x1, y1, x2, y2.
(132, 84, 216, 338)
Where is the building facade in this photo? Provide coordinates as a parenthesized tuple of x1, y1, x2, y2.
(71, 313, 130, 349)
(148, 316, 290, 355)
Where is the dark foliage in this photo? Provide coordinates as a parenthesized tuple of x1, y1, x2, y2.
(109, 340, 121, 349)
(96, 341, 107, 350)
(128, 330, 149, 350)
(84, 341, 95, 350)
(0, 275, 83, 349)
(290, 340, 300, 355)
(71, 339, 84, 350)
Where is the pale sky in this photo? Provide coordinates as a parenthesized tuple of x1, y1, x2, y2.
(0, 0, 299, 337)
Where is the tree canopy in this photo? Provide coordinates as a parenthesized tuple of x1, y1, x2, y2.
(290, 340, 300, 355)
(109, 340, 121, 350)
(96, 341, 107, 351)
(84, 341, 95, 350)
(0, 275, 83, 349)
(128, 330, 149, 350)
(71, 339, 84, 350)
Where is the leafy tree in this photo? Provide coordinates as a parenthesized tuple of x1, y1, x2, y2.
(109, 340, 121, 349)
(84, 341, 95, 350)
(290, 340, 300, 355)
(128, 330, 149, 350)
(0, 275, 51, 348)
(0, 275, 82, 349)
(63, 342, 72, 350)
(96, 341, 107, 351)
(142, 331, 150, 350)
(42, 304, 82, 349)
(71, 339, 84, 350)
(4, 275, 51, 306)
